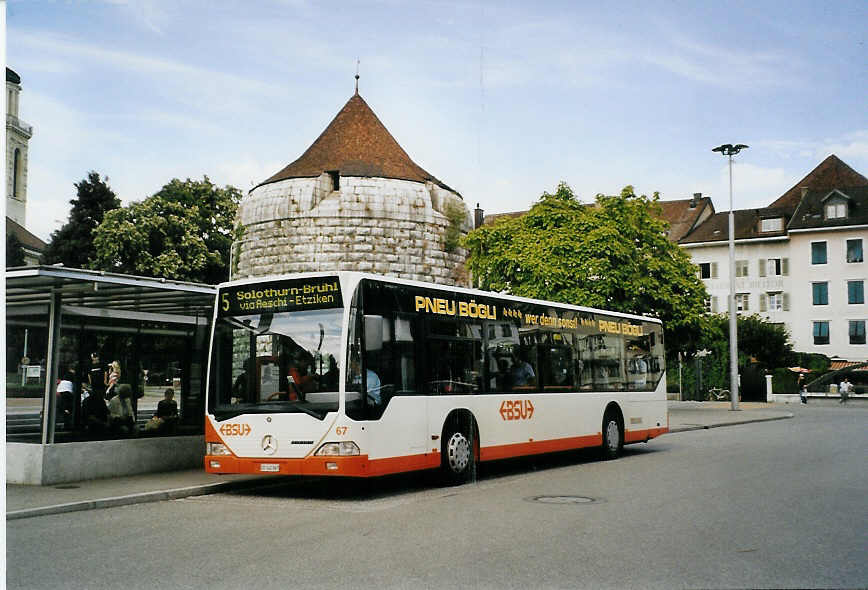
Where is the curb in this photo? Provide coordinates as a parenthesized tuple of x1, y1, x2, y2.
(669, 412, 793, 433)
(6, 477, 267, 521)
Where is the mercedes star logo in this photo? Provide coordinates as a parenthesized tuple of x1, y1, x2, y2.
(261, 435, 277, 455)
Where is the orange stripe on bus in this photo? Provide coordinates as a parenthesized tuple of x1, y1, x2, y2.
(624, 427, 668, 443)
(480, 434, 602, 462)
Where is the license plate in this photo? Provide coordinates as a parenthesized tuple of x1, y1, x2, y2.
(259, 463, 280, 472)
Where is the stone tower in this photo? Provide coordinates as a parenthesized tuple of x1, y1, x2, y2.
(233, 91, 471, 286)
(6, 68, 33, 226)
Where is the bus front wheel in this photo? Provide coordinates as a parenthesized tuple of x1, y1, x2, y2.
(441, 418, 477, 485)
(601, 411, 623, 460)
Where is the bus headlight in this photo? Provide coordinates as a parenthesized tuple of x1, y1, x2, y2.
(315, 441, 360, 456)
(207, 442, 232, 456)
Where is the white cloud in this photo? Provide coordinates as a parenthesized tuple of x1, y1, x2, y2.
(212, 158, 287, 194)
(821, 130, 868, 162)
(714, 162, 792, 211)
(14, 32, 284, 102)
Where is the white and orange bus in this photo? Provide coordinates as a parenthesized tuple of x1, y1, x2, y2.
(205, 272, 667, 483)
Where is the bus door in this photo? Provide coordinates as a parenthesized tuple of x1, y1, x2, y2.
(358, 312, 428, 455)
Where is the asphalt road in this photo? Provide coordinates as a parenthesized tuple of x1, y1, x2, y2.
(7, 405, 867, 590)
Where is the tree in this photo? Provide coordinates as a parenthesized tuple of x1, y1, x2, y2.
(6, 233, 27, 267)
(41, 171, 121, 268)
(464, 182, 708, 357)
(681, 313, 795, 397)
(91, 177, 242, 283)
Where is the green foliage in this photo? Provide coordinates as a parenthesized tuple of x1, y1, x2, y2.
(443, 200, 467, 253)
(678, 314, 796, 397)
(91, 176, 242, 283)
(772, 367, 797, 394)
(6, 233, 27, 267)
(41, 171, 121, 268)
(464, 182, 708, 357)
(712, 313, 793, 367)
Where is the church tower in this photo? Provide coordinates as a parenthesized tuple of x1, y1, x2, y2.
(6, 68, 33, 226)
(234, 89, 471, 286)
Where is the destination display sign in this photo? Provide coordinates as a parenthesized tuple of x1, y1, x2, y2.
(218, 276, 342, 317)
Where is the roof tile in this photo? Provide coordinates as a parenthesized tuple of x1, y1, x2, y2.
(258, 93, 456, 194)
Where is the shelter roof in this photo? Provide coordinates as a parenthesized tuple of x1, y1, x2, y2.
(5, 266, 215, 319)
(258, 93, 457, 194)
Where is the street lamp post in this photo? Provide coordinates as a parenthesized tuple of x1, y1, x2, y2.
(712, 143, 748, 411)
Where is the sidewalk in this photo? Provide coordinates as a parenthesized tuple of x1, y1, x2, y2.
(7, 401, 793, 520)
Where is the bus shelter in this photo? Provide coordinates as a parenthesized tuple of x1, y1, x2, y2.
(5, 266, 216, 484)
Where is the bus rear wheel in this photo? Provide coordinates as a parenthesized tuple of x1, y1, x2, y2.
(441, 420, 477, 485)
(601, 412, 623, 460)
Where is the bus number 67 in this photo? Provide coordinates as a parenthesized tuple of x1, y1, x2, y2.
(335, 426, 348, 436)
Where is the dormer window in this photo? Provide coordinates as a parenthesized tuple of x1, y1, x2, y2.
(760, 217, 783, 232)
(821, 190, 850, 220)
(825, 202, 846, 219)
(327, 170, 340, 191)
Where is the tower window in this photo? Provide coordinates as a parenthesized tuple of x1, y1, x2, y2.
(327, 171, 340, 191)
(12, 148, 21, 199)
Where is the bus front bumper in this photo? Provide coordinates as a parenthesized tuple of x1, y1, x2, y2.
(205, 454, 372, 477)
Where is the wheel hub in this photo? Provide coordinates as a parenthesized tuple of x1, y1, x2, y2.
(446, 432, 470, 472)
(606, 420, 620, 452)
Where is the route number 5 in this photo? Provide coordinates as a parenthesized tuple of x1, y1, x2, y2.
(221, 293, 230, 311)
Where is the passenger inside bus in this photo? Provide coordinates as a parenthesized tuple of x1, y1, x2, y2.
(510, 349, 536, 389)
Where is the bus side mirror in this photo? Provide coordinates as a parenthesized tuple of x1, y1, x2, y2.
(364, 315, 384, 351)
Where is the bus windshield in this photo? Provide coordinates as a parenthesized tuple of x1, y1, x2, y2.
(208, 277, 345, 420)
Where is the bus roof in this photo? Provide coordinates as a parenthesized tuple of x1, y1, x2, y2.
(218, 271, 663, 325)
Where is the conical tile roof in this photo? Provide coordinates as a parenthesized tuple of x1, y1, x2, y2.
(258, 93, 456, 194)
(768, 154, 868, 210)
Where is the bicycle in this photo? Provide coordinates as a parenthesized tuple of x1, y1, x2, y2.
(706, 387, 730, 401)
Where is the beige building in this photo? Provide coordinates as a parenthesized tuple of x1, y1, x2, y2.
(680, 155, 867, 360)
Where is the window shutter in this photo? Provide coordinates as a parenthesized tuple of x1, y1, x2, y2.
(760, 293, 768, 312)
(759, 259, 766, 277)
(782, 258, 789, 276)
(711, 296, 719, 313)
(711, 262, 718, 279)
(743, 295, 749, 312)
(783, 292, 790, 311)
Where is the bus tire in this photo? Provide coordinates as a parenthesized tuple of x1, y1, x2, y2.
(441, 414, 477, 485)
(601, 407, 623, 461)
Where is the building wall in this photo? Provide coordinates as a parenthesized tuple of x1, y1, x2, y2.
(234, 174, 471, 286)
(789, 228, 867, 360)
(685, 229, 867, 360)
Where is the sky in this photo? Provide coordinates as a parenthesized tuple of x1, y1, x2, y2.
(6, 0, 868, 242)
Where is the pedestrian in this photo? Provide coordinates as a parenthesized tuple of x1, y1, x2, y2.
(56, 367, 76, 431)
(839, 377, 851, 404)
(108, 383, 136, 436)
(88, 352, 106, 401)
(798, 373, 807, 404)
(105, 360, 121, 400)
(82, 389, 109, 437)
